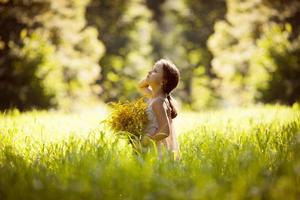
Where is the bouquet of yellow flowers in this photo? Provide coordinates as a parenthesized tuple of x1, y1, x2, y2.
(103, 97, 150, 152)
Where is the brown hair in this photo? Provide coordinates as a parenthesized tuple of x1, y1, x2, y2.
(157, 58, 180, 119)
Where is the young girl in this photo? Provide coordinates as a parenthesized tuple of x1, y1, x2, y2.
(138, 58, 181, 161)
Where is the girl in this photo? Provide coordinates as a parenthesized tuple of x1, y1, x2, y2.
(138, 58, 181, 161)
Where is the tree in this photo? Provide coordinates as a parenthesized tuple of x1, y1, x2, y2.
(248, 23, 300, 104)
(208, 0, 300, 106)
(0, 0, 104, 110)
(182, 0, 226, 109)
(86, 0, 154, 102)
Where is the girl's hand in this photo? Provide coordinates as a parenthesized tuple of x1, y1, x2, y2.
(141, 134, 152, 146)
(138, 77, 149, 88)
(138, 77, 152, 98)
(151, 132, 168, 141)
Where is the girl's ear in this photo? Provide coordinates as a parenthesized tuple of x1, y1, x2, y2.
(161, 80, 166, 90)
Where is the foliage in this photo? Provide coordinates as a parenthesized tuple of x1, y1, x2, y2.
(0, 105, 299, 199)
(86, 0, 154, 102)
(1, 0, 300, 110)
(248, 23, 300, 104)
(181, 0, 226, 109)
(208, 0, 300, 106)
(0, 0, 104, 110)
(0, 30, 64, 109)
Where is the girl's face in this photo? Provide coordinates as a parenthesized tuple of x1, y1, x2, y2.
(146, 62, 164, 87)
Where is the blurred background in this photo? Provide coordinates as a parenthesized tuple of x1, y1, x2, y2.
(0, 0, 299, 112)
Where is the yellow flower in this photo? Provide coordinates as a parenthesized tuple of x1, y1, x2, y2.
(104, 97, 149, 139)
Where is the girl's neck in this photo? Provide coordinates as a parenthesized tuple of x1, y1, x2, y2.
(152, 91, 167, 99)
(150, 84, 167, 99)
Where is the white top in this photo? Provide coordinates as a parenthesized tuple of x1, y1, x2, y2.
(144, 96, 179, 152)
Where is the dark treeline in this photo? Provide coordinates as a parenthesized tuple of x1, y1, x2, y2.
(0, 0, 299, 111)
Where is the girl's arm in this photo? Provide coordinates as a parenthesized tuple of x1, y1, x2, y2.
(138, 77, 152, 98)
(149, 98, 170, 140)
(141, 99, 170, 145)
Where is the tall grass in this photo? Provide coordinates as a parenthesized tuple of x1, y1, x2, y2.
(0, 104, 299, 199)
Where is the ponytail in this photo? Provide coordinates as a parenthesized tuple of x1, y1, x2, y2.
(166, 94, 177, 119)
(158, 58, 180, 119)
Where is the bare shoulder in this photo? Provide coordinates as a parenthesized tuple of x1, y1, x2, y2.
(152, 98, 168, 111)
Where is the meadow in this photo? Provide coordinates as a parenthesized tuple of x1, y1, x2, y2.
(0, 104, 300, 200)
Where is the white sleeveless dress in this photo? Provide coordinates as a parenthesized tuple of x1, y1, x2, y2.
(144, 96, 180, 153)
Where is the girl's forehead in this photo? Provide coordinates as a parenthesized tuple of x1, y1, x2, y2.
(154, 62, 162, 70)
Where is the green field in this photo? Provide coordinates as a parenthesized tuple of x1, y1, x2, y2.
(0, 104, 300, 200)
